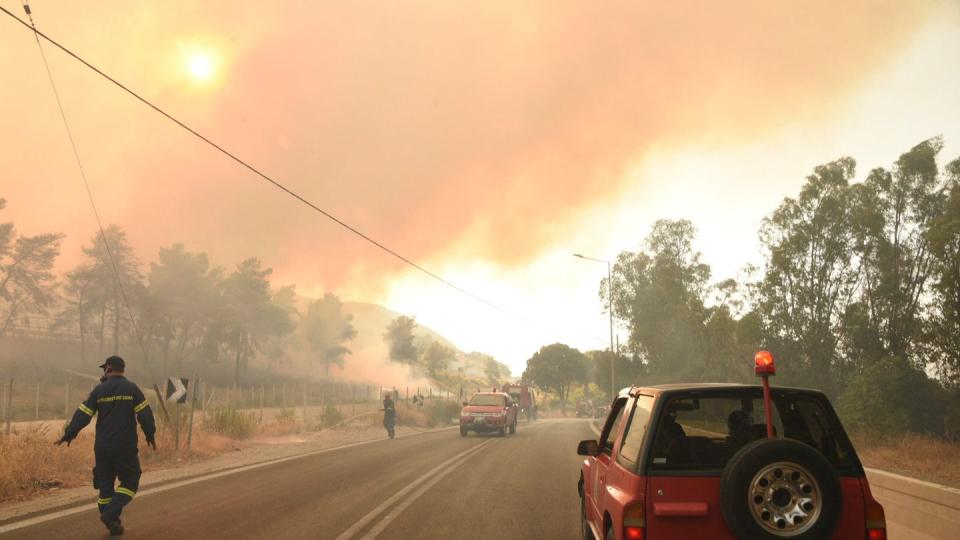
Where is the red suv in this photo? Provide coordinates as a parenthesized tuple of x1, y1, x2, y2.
(577, 382, 886, 540)
(460, 392, 518, 437)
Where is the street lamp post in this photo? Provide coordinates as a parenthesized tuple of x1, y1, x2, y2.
(573, 254, 616, 399)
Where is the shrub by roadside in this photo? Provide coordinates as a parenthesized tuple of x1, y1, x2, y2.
(423, 400, 460, 427)
(208, 408, 260, 439)
(317, 406, 345, 429)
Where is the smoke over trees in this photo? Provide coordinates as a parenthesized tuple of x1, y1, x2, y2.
(302, 293, 357, 376)
(383, 315, 418, 365)
(0, 198, 63, 338)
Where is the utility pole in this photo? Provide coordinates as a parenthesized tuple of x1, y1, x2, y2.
(574, 254, 617, 399)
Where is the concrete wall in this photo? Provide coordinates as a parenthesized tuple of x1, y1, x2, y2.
(866, 468, 960, 540)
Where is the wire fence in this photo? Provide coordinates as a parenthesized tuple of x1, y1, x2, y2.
(0, 377, 464, 436)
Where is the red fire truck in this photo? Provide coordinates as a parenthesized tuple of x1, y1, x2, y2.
(500, 383, 538, 422)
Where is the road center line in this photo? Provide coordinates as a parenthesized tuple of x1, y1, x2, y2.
(334, 439, 496, 540)
(361, 422, 563, 538)
(360, 443, 484, 540)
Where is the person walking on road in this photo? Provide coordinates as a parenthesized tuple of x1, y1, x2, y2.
(55, 356, 157, 536)
(382, 392, 397, 439)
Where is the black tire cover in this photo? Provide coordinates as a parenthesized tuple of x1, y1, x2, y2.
(720, 438, 842, 540)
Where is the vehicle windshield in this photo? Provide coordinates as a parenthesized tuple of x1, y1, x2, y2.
(646, 390, 857, 472)
(469, 395, 506, 407)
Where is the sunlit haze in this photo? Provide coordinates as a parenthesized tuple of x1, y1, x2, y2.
(186, 54, 213, 82)
(2, 0, 959, 374)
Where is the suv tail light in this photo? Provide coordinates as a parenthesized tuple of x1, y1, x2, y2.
(863, 485, 886, 540)
(624, 501, 645, 540)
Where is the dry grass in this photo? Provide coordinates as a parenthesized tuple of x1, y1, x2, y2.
(0, 401, 460, 504)
(0, 426, 90, 503)
(0, 424, 233, 504)
(853, 432, 960, 489)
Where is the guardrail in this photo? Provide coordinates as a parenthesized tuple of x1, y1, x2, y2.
(866, 468, 960, 540)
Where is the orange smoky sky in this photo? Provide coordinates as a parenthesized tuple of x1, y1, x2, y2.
(0, 0, 939, 297)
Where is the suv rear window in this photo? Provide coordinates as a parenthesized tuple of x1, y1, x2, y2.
(648, 390, 857, 473)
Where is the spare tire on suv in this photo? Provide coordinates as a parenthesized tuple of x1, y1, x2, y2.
(720, 438, 841, 540)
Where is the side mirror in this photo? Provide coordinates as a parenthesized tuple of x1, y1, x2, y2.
(577, 439, 600, 456)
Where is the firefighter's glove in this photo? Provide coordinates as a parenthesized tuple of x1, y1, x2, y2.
(147, 438, 157, 451)
(54, 437, 71, 447)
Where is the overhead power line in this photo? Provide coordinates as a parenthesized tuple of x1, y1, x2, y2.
(17, 0, 168, 417)
(0, 4, 509, 315)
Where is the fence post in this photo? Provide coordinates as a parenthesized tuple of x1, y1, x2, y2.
(1, 379, 7, 436)
(259, 384, 264, 423)
(186, 376, 198, 450)
(302, 383, 308, 427)
(204, 385, 217, 429)
(5, 379, 13, 436)
(200, 381, 207, 429)
(174, 398, 181, 451)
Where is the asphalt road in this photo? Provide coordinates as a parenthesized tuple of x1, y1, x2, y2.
(0, 419, 593, 539)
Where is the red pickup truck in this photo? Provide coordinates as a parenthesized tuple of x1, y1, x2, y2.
(460, 392, 518, 437)
(577, 353, 886, 540)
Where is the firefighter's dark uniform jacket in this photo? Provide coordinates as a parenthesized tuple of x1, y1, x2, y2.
(63, 375, 156, 448)
(63, 374, 155, 521)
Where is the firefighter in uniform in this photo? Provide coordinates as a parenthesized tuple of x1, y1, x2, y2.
(56, 356, 156, 536)
(382, 392, 396, 439)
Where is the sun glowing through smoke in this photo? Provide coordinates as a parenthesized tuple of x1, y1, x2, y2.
(186, 53, 215, 82)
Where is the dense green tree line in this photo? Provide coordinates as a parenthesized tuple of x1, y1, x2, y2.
(593, 138, 959, 437)
(517, 138, 959, 437)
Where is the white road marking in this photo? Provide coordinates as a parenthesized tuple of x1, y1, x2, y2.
(360, 444, 484, 540)
(0, 427, 456, 535)
(334, 439, 495, 540)
(353, 419, 563, 539)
